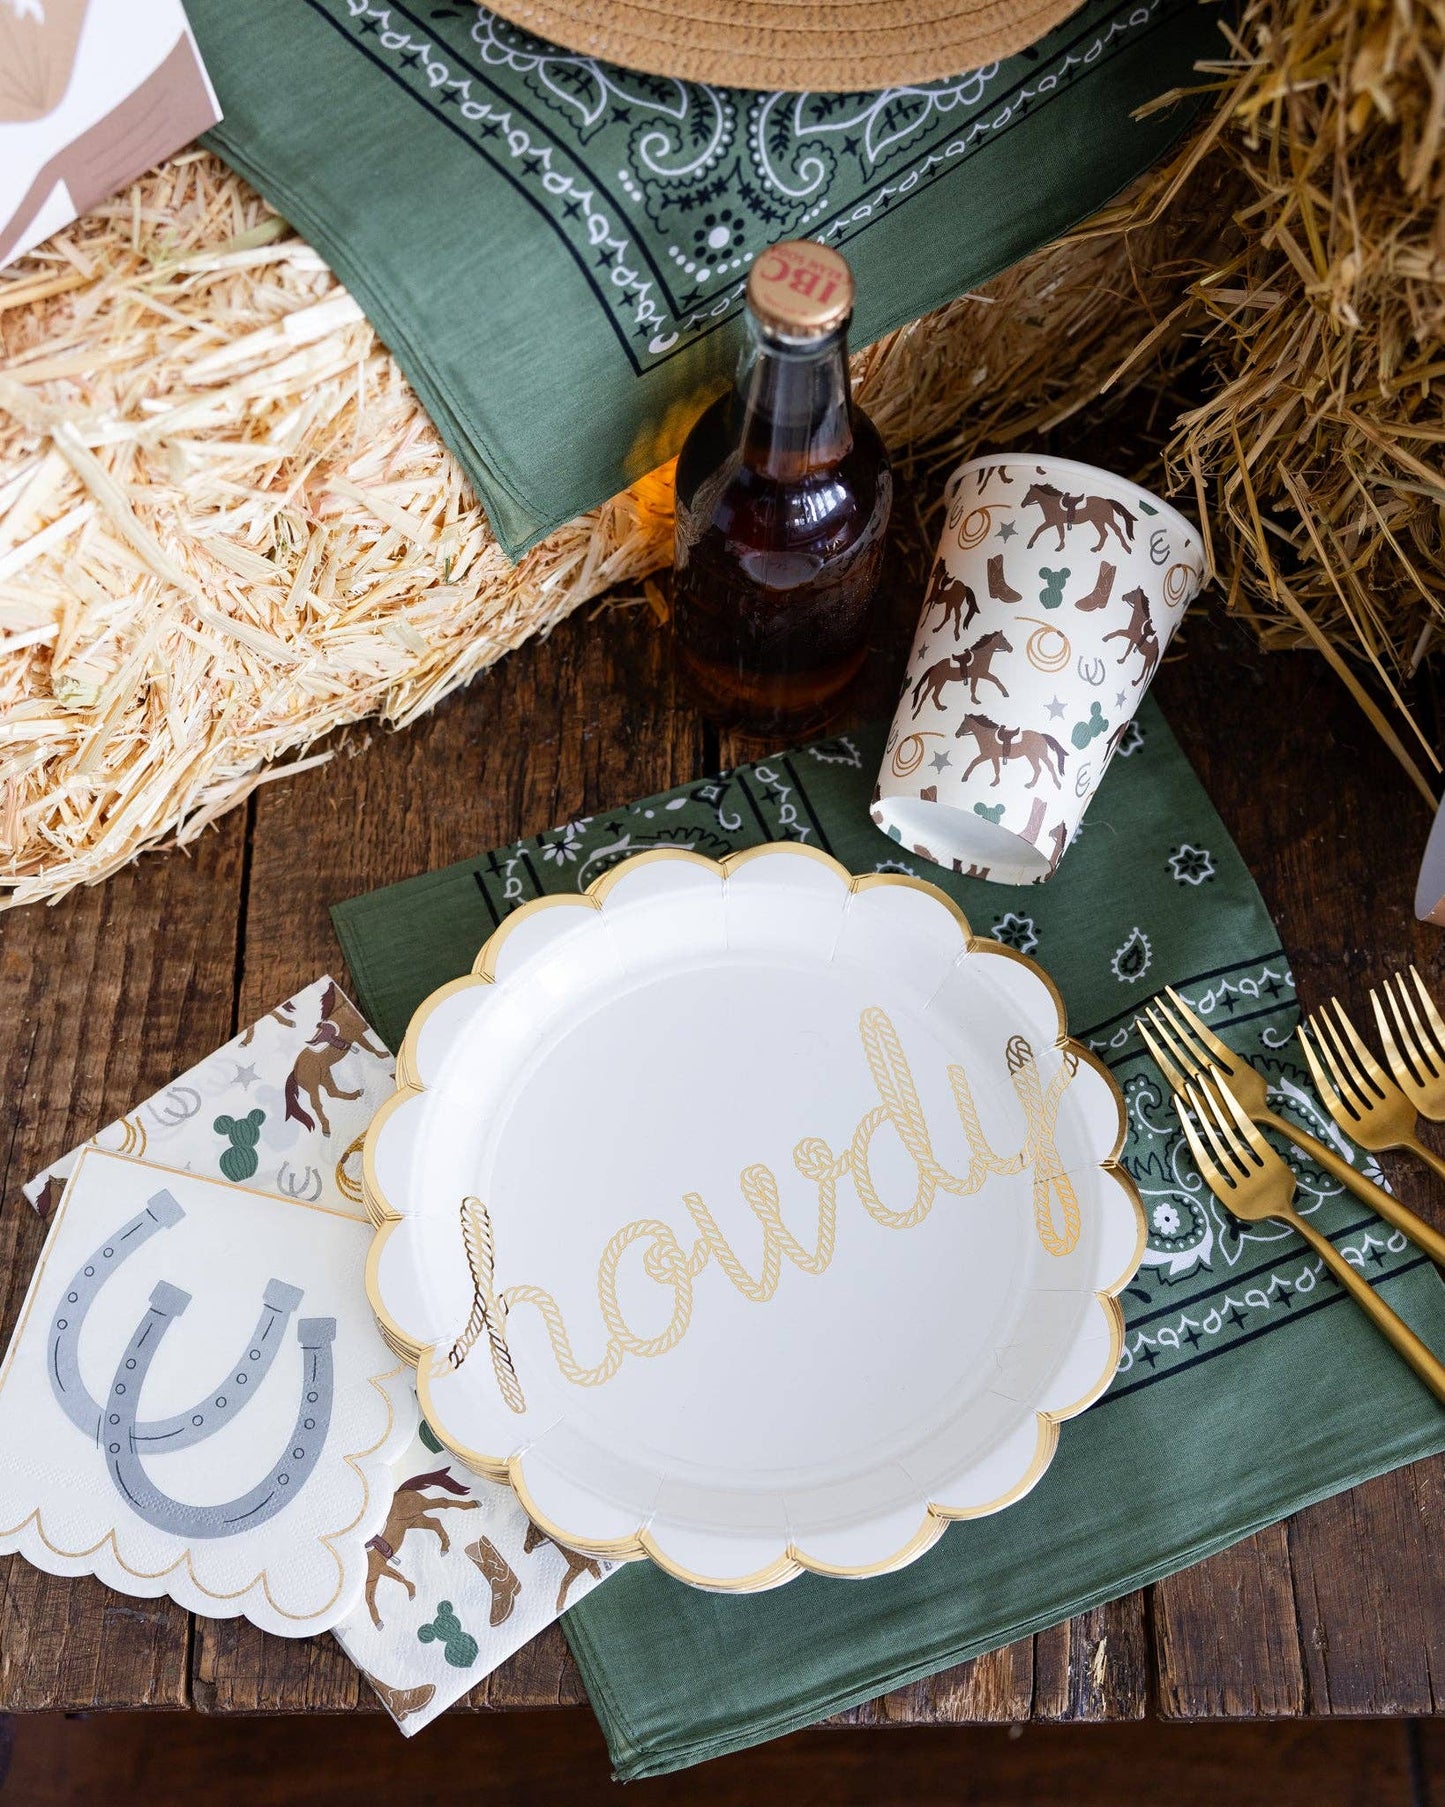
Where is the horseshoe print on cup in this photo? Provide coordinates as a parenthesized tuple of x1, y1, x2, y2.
(874, 454, 1205, 883)
(47, 1186, 336, 1537)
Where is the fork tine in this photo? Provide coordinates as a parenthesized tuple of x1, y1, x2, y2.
(1298, 1020, 1353, 1125)
(1408, 967, 1445, 1061)
(1400, 970, 1445, 1079)
(1143, 1003, 1204, 1084)
(1186, 1074, 1252, 1180)
(1162, 984, 1238, 1072)
(1150, 996, 1219, 1081)
(1371, 983, 1419, 1088)
(1328, 996, 1388, 1094)
(1204, 1067, 1275, 1166)
(1316, 1001, 1372, 1103)
(1173, 1095, 1233, 1192)
(1137, 1016, 1187, 1093)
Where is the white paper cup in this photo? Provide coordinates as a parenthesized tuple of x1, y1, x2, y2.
(872, 454, 1206, 884)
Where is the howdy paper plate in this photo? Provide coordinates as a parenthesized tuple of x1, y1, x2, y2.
(365, 847, 1144, 1592)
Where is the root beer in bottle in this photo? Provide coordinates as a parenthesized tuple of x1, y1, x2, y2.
(672, 240, 892, 735)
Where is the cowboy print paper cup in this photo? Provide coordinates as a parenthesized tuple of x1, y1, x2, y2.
(873, 455, 1206, 885)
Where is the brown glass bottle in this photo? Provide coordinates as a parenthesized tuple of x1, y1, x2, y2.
(672, 240, 892, 735)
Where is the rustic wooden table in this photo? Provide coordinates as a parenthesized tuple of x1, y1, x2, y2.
(2, 552, 1443, 1722)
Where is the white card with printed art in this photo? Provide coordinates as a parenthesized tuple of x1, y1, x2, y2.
(331, 1413, 611, 1735)
(0, 1148, 411, 1636)
(366, 845, 1146, 1595)
(26, 976, 393, 1219)
(1, 0, 220, 270)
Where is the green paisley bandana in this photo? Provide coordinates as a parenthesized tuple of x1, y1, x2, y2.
(187, 0, 1224, 555)
(333, 697, 1445, 1777)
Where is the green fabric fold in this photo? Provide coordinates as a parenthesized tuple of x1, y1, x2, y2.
(333, 698, 1445, 1778)
(185, 0, 1224, 556)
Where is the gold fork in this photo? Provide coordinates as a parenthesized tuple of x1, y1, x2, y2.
(1177, 1069, 1445, 1406)
(1299, 998, 1445, 1188)
(1373, 967, 1445, 1123)
(1138, 986, 1445, 1269)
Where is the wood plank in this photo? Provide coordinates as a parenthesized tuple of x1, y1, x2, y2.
(1032, 1597, 1150, 1720)
(470, 1621, 590, 1710)
(194, 596, 703, 1711)
(1286, 1464, 1445, 1714)
(0, 813, 248, 1710)
(1152, 1526, 1306, 1717)
(831, 1642, 1034, 1726)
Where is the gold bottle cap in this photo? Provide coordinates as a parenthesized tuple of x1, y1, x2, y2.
(746, 240, 854, 339)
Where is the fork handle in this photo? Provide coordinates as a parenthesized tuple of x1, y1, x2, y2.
(1286, 1209, 1445, 1407)
(1259, 1109, 1445, 1269)
(1398, 1134, 1445, 1192)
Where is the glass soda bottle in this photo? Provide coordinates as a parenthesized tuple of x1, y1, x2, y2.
(671, 239, 892, 735)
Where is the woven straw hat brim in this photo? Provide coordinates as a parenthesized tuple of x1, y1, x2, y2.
(483, 0, 1085, 93)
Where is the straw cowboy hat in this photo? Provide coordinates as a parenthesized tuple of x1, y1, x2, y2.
(482, 0, 1089, 91)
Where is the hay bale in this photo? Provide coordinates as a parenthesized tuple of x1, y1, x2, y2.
(1142, 0, 1445, 802)
(0, 151, 1196, 908)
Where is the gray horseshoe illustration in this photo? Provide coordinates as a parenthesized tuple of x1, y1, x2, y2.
(48, 1190, 304, 1451)
(102, 1283, 337, 1539)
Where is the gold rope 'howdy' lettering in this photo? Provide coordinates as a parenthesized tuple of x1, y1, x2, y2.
(452, 1007, 1082, 1412)
(450, 1196, 527, 1413)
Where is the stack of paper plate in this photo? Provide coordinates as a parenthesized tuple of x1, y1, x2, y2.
(365, 846, 1143, 1592)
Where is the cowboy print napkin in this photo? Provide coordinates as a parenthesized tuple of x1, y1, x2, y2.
(26, 976, 392, 1219)
(331, 1410, 611, 1734)
(26, 977, 612, 1731)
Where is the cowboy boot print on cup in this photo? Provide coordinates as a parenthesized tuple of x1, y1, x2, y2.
(1073, 561, 1117, 611)
(987, 553, 1022, 602)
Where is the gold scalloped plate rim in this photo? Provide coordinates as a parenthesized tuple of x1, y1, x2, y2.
(363, 843, 1145, 1592)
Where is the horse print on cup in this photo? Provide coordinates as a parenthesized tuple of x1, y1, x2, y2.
(1103, 587, 1161, 686)
(922, 561, 979, 640)
(911, 632, 1012, 716)
(1022, 482, 1137, 554)
(955, 716, 1068, 790)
